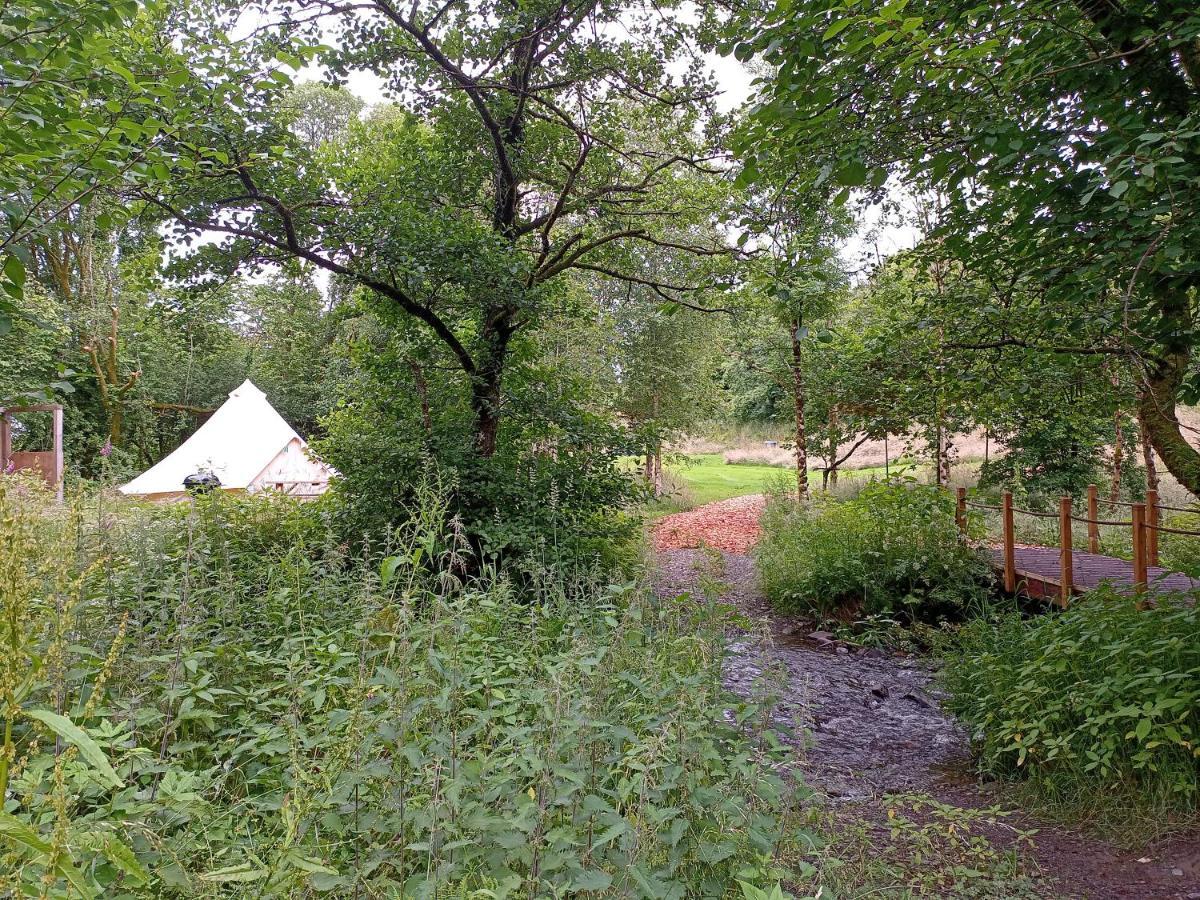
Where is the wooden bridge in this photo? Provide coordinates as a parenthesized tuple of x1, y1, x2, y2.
(956, 485, 1200, 606)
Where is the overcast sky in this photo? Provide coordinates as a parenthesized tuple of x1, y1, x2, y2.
(286, 10, 919, 279)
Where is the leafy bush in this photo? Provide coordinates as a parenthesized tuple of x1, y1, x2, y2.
(942, 592, 1200, 829)
(754, 480, 993, 622)
(316, 308, 643, 574)
(1158, 511, 1200, 578)
(0, 477, 802, 897)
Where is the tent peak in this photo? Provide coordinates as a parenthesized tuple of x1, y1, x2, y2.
(229, 379, 265, 400)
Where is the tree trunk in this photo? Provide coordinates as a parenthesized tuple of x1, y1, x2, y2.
(1136, 283, 1200, 497)
(827, 408, 840, 487)
(470, 316, 513, 458)
(1110, 410, 1125, 502)
(408, 359, 433, 436)
(1139, 408, 1160, 496)
(790, 319, 808, 499)
(938, 432, 954, 485)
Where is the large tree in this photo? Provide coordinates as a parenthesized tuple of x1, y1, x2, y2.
(152, 0, 732, 460)
(0, 0, 188, 328)
(731, 1, 1200, 492)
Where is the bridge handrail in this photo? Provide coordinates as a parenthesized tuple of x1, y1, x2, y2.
(955, 484, 1199, 609)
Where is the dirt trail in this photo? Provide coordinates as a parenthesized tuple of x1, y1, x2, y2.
(653, 500, 1200, 900)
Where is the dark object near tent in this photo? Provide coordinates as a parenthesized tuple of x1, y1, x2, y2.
(183, 472, 221, 495)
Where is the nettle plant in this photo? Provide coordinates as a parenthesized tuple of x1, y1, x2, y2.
(755, 480, 993, 623)
(943, 590, 1200, 829)
(1, 478, 807, 897)
(0, 476, 144, 895)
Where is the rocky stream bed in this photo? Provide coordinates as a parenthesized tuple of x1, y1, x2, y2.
(652, 521, 1200, 899)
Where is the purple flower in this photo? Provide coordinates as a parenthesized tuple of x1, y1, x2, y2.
(100, 439, 112, 458)
(3, 460, 14, 474)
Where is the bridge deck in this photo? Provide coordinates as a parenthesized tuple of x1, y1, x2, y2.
(988, 546, 1200, 600)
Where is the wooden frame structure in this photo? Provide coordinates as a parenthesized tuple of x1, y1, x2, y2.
(955, 483, 1200, 607)
(0, 404, 64, 501)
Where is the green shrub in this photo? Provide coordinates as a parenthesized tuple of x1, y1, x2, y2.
(942, 592, 1200, 830)
(1158, 511, 1200, 578)
(754, 480, 993, 622)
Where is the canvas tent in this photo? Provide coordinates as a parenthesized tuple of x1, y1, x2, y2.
(121, 380, 335, 500)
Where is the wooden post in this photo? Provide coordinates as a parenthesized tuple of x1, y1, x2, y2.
(1059, 496, 1073, 606)
(1146, 488, 1159, 567)
(0, 412, 9, 472)
(1087, 483, 1099, 554)
(52, 405, 63, 502)
(1132, 501, 1147, 605)
(1002, 490, 1016, 594)
(955, 486, 967, 536)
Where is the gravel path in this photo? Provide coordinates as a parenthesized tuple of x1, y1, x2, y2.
(653, 543, 1200, 899)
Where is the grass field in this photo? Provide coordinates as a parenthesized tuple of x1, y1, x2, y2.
(660, 453, 921, 507)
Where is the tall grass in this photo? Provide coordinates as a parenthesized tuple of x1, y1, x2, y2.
(0, 475, 807, 896)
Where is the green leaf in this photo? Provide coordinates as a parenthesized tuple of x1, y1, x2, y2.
(100, 834, 150, 885)
(200, 862, 270, 883)
(24, 709, 124, 790)
(0, 811, 52, 855)
(823, 19, 854, 40)
(835, 159, 868, 186)
(3, 254, 26, 289)
(0, 812, 97, 898)
(286, 853, 338, 876)
(571, 869, 613, 892)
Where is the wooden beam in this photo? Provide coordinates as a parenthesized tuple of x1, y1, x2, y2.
(52, 405, 63, 502)
(1132, 501, 1147, 607)
(1146, 488, 1159, 567)
(955, 486, 967, 535)
(1087, 483, 1099, 553)
(1059, 495, 1073, 607)
(1002, 490, 1016, 594)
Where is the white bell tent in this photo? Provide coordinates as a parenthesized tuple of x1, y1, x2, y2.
(121, 380, 335, 500)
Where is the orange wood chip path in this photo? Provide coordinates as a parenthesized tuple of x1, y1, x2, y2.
(653, 494, 766, 553)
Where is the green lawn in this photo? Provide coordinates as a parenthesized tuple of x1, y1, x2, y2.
(659, 453, 924, 508)
(664, 453, 787, 505)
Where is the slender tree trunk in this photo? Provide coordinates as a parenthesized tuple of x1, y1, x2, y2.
(408, 359, 433, 436)
(1110, 410, 1125, 502)
(938, 433, 954, 485)
(827, 408, 840, 487)
(790, 319, 808, 499)
(1139, 408, 1160, 496)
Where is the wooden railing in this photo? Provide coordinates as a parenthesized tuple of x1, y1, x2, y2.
(955, 484, 1200, 608)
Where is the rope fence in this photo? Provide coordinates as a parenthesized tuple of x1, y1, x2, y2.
(956, 484, 1200, 610)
